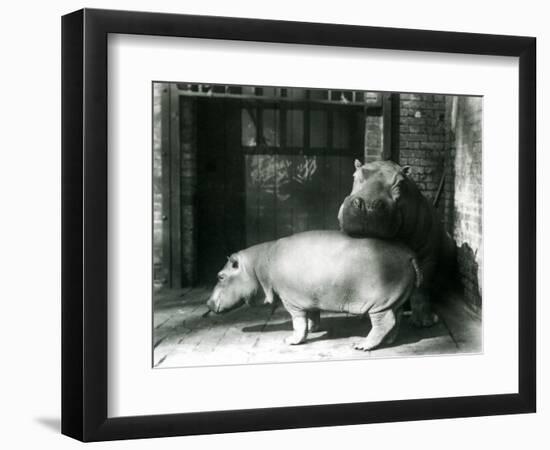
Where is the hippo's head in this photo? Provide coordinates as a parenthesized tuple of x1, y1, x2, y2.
(206, 253, 259, 314)
(338, 159, 419, 239)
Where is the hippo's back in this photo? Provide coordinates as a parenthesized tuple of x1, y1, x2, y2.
(268, 231, 416, 314)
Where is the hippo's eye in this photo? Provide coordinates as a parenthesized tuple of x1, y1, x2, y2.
(227, 255, 239, 270)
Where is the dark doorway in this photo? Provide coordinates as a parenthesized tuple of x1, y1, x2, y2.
(196, 99, 245, 284)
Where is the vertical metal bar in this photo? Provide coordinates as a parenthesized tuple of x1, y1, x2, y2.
(327, 105, 334, 150)
(304, 91, 310, 151)
(280, 102, 287, 149)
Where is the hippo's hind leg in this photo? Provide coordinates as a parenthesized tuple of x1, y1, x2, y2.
(383, 307, 403, 345)
(285, 312, 308, 345)
(354, 308, 398, 351)
(307, 310, 321, 332)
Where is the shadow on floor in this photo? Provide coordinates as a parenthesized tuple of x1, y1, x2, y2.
(242, 314, 450, 347)
(153, 287, 481, 368)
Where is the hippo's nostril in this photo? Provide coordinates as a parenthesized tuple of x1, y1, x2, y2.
(207, 295, 221, 310)
(217, 272, 225, 282)
(365, 200, 384, 212)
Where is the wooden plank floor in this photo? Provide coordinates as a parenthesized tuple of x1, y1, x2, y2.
(153, 286, 482, 368)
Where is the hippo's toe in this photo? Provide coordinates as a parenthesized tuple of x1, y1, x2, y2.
(353, 339, 379, 351)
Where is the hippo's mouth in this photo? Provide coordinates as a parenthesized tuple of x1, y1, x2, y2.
(207, 295, 245, 314)
(341, 205, 402, 239)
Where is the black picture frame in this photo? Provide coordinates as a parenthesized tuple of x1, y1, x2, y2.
(61, 8, 536, 442)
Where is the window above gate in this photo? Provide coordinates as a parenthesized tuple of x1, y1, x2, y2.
(175, 83, 382, 107)
(172, 83, 390, 156)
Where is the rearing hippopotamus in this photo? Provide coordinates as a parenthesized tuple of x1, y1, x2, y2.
(206, 230, 421, 350)
(338, 160, 456, 327)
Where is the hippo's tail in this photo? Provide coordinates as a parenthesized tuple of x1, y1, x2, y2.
(411, 257, 423, 288)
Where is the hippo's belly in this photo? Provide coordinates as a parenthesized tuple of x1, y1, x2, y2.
(268, 231, 416, 314)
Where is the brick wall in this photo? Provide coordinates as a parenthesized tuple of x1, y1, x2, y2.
(443, 96, 483, 310)
(364, 115, 384, 162)
(153, 85, 198, 289)
(398, 93, 447, 203)
(364, 92, 384, 161)
(152, 83, 163, 289)
(365, 92, 483, 309)
(397, 94, 482, 309)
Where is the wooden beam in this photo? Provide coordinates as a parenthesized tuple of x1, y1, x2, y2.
(160, 84, 172, 287)
(169, 85, 183, 288)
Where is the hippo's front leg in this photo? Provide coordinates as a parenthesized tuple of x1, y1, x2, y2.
(285, 312, 308, 345)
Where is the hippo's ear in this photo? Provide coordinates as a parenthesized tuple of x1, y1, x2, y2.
(402, 165, 412, 177)
(354, 159, 363, 169)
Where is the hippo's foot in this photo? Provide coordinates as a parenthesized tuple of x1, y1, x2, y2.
(354, 309, 397, 351)
(285, 334, 307, 345)
(410, 289, 439, 328)
(307, 310, 321, 332)
(410, 310, 439, 328)
(285, 315, 307, 345)
(354, 340, 377, 351)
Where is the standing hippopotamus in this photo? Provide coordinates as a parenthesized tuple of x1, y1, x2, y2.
(206, 230, 421, 350)
(338, 160, 456, 327)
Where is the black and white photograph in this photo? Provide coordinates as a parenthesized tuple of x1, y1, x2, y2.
(0, 0, 545, 446)
(152, 82, 483, 368)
